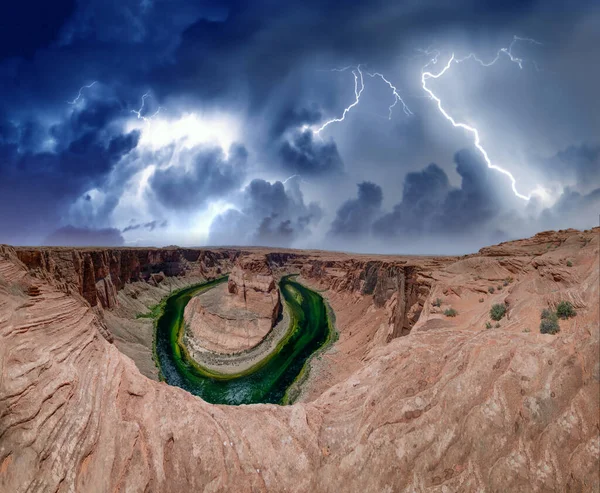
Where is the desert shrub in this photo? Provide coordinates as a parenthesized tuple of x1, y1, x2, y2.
(433, 298, 442, 307)
(444, 308, 458, 317)
(479, 298, 484, 303)
(490, 303, 507, 321)
(485, 322, 492, 329)
(495, 322, 501, 328)
(497, 285, 502, 291)
(505, 276, 514, 284)
(488, 286, 495, 294)
(540, 317, 560, 334)
(503, 280, 509, 286)
(523, 327, 531, 333)
(556, 301, 576, 319)
(566, 260, 573, 267)
(540, 309, 560, 335)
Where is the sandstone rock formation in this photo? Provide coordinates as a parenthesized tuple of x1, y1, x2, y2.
(10, 247, 239, 379)
(0, 229, 598, 492)
(14, 247, 238, 309)
(184, 255, 281, 354)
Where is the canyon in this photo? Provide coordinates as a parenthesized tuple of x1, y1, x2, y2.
(0, 228, 599, 491)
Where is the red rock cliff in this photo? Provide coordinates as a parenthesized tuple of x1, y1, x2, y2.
(14, 247, 239, 309)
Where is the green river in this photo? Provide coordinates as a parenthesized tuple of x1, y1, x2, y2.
(153, 275, 334, 405)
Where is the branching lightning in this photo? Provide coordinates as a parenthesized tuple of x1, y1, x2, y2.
(313, 35, 541, 201)
(132, 91, 162, 123)
(421, 35, 542, 200)
(366, 72, 412, 118)
(67, 81, 98, 105)
(455, 35, 542, 69)
(315, 65, 413, 133)
(316, 66, 365, 134)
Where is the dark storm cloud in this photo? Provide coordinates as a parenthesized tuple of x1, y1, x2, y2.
(1, 0, 595, 125)
(0, 100, 140, 244)
(0, 0, 597, 248)
(44, 226, 124, 246)
(372, 150, 501, 237)
(0, 2, 76, 60)
(329, 182, 383, 236)
(377, 163, 451, 234)
(544, 144, 600, 191)
(255, 216, 296, 245)
(278, 130, 344, 176)
(269, 105, 322, 140)
(154, 0, 554, 108)
(209, 178, 322, 246)
(539, 187, 600, 230)
(148, 144, 248, 210)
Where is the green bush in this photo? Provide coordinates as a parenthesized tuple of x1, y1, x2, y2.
(556, 301, 576, 319)
(541, 308, 553, 320)
(433, 297, 442, 307)
(540, 308, 560, 335)
(540, 317, 560, 334)
(566, 260, 573, 267)
(490, 303, 507, 321)
(485, 322, 492, 329)
(444, 308, 458, 317)
(495, 322, 501, 328)
(488, 286, 495, 294)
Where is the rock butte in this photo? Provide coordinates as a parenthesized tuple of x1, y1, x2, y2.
(184, 255, 281, 355)
(0, 228, 598, 492)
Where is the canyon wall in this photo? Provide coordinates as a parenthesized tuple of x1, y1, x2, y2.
(10, 245, 441, 382)
(14, 247, 239, 309)
(13, 246, 438, 346)
(300, 257, 449, 340)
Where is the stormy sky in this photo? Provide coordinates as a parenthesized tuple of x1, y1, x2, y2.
(0, 0, 598, 253)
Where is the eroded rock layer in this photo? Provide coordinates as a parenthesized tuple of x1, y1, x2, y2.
(0, 228, 598, 492)
(184, 255, 280, 354)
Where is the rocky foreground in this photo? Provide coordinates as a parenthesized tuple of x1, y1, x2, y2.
(0, 229, 598, 492)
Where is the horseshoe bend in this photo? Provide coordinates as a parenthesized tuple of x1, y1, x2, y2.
(1, 228, 599, 492)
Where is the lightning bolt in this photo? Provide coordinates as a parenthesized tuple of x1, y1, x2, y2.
(316, 66, 365, 134)
(454, 35, 542, 69)
(132, 91, 162, 123)
(67, 81, 98, 105)
(366, 72, 413, 118)
(421, 36, 541, 200)
(315, 64, 414, 133)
